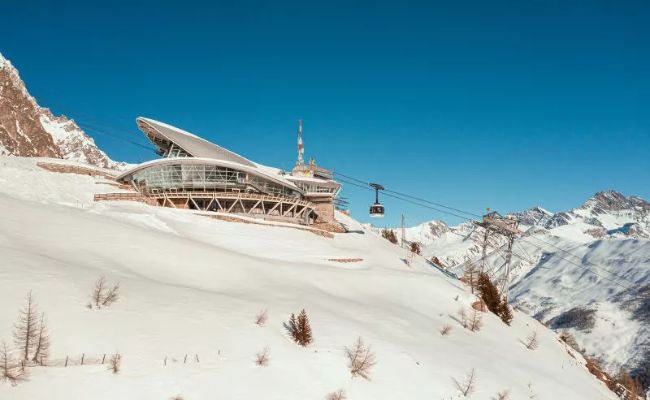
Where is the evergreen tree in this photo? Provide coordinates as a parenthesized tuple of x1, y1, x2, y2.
(296, 309, 313, 346)
(288, 313, 299, 343)
(498, 300, 513, 325)
(477, 273, 501, 314)
(287, 309, 313, 346)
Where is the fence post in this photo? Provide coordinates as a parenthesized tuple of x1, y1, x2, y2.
(195, 354, 199, 363)
(81, 353, 85, 365)
(184, 354, 187, 364)
(65, 356, 69, 367)
(21, 360, 25, 372)
(102, 354, 106, 364)
(164, 356, 167, 366)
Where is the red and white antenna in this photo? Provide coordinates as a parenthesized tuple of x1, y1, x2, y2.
(297, 119, 304, 166)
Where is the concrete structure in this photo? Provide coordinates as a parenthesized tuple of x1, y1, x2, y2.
(116, 117, 341, 227)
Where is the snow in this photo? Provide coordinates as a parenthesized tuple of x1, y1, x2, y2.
(0, 156, 619, 399)
(388, 195, 650, 377)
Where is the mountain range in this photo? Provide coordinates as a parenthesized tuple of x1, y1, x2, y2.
(385, 190, 650, 387)
(0, 52, 122, 169)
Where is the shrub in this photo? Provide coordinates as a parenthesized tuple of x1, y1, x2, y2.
(524, 331, 539, 350)
(457, 308, 467, 328)
(558, 330, 579, 351)
(91, 277, 120, 310)
(287, 309, 313, 346)
(468, 309, 483, 332)
(493, 390, 510, 400)
(458, 306, 483, 332)
(255, 347, 270, 366)
(325, 389, 346, 400)
(109, 352, 121, 374)
(381, 229, 398, 244)
(453, 368, 477, 397)
(345, 337, 376, 380)
(440, 325, 452, 336)
(410, 242, 421, 255)
(255, 309, 268, 326)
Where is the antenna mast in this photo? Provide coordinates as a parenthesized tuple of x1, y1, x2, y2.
(297, 119, 304, 166)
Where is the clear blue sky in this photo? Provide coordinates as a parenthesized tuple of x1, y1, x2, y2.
(4, 0, 649, 226)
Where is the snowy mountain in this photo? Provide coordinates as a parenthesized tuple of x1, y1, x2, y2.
(388, 190, 650, 390)
(0, 156, 621, 399)
(0, 53, 124, 169)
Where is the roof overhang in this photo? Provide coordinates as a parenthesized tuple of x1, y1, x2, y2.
(137, 117, 258, 168)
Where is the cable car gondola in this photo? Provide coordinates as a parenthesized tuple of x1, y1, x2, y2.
(369, 183, 385, 217)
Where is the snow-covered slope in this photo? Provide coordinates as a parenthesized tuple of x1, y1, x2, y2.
(387, 191, 650, 388)
(0, 52, 125, 169)
(0, 156, 617, 399)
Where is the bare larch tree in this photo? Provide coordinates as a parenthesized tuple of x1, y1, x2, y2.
(13, 291, 39, 361)
(31, 313, 50, 364)
(92, 276, 106, 308)
(525, 331, 539, 350)
(91, 276, 120, 309)
(0, 341, 18, 384)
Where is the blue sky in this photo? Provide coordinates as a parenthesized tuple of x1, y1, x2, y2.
(4, 0, 649, 226)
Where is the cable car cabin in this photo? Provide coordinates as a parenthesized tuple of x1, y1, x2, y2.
(368, 182, 385, 217)
(369, 203, 385, 217)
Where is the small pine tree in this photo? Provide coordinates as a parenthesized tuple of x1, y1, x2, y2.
(287, 309, 313, 346)
(296, 309, 313, 346)
(288, 313, 299, 342)
(13, 291, 40, 361)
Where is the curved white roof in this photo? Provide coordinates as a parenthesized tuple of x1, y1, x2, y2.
(137, 117, 257, 168)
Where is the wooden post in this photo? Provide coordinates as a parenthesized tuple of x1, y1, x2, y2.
(164, 356, 167, 366)
(65, 356, 69, 367)
(184, 354, 187, 364)
(195, 354, 199, 363)
(81, 353, 85, 365)
(102, 354, 106, 364)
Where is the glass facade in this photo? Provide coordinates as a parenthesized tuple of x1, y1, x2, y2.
(292, 181, 338, 194)
(131, 163, 301, 198)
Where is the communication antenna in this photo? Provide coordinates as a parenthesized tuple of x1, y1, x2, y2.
(297, 119, 304, 166)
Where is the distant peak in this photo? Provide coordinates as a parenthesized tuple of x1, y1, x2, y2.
(582, 190, 650, 213)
